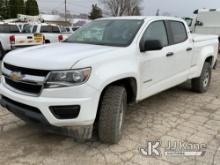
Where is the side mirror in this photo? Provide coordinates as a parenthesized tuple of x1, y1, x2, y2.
(140, 40, 163, 52)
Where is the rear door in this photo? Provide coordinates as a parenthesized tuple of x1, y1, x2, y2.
(166, 20, 192, 78)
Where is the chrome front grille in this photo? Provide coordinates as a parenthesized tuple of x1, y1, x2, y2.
(4, 63, 49, 77)
(2, 63, 50, 96)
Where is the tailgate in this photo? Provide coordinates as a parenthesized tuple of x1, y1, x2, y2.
(13, 33, 44, 46)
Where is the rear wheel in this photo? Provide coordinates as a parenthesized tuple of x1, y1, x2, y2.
(191, 62, 212, 93)
(98, 86, 127, 144)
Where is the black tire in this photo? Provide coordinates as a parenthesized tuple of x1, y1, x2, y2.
(98, 86, 127, 144)
(191, 62, 212, 93)
(0, 44, 5, 60)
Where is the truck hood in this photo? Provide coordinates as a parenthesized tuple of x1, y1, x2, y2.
(3, 43, 120, 70)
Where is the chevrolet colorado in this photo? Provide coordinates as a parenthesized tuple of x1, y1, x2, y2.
(0, 16, 218, 144)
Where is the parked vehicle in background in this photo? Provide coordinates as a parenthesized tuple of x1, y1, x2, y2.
(0, 16, 218, 144)
(22, 23, 72, 43)
(190, 9, 220, 40)
(65, 26, 80, 33)
(0, 22, 44, 59)
(183, 17, 193, 31)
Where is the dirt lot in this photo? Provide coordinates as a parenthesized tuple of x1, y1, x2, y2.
(0, 60, 220, 165)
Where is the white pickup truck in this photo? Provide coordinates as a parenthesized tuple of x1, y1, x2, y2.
(22, 23, 71, 43)
(0, 16, 218, 144)
(0, 22, 44, 59)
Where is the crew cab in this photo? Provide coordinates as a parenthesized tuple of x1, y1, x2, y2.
(0, 17, 218, 144)
(0, 22, 44, 59)
(22, 23, 71, 43)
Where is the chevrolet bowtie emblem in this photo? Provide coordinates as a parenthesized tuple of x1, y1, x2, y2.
(10, 72, 23, 81)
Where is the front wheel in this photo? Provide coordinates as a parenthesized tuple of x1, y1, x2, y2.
(191, 62, 212, 93)
(98, 86, 127, 144)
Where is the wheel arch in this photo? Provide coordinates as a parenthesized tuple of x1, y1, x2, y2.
(100, 77, 137, 104)
(204, 56, 214, 66)
(95, 77, 138, 123)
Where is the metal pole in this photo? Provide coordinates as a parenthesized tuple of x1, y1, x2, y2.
(65, 0, 67, 22)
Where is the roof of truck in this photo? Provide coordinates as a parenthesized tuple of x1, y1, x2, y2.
(98, 16, 183, 22)
(0, 22, 18, 25)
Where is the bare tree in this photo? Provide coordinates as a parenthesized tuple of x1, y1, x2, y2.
(101, 0, 142, 16)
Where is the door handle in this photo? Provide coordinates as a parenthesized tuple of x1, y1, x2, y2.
(186, 47, 192, 51)
(166, 52, 174, 57)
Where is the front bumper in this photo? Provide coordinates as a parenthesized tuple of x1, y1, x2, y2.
(0, 81, 100, 127)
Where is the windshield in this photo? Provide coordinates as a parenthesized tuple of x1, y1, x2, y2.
(22, 24, 33, 33)
(65, 19, 144, 47)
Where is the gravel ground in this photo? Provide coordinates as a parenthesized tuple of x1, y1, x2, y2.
(0, 58, 220, 165)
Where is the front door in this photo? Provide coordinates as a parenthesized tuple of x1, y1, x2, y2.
(139, 20, 177, 99)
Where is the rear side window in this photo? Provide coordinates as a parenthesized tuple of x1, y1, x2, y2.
(66, 28, 70, 32)
(40, 26, 51, 33)
(40, 26, 60, 33)
(169, 21, 188, 44)
(52, 26, 60, 33)
(142, 21, 168, 47)
(10, 25, 20, 33)
(0, 25, 20, 33)
(33, 25, 38, 33)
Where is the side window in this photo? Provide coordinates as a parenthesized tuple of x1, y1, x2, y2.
(52, 26, 60, 33)
(72, 27, 79, 31)
(170, 21, 188, 44)
(142, 21, 168, 47)
(0, 25, 19, 33)
(33, 25, 38, 33)
(40, 26, 51, 33)
(0, 25, 9, 33)
(9, 25, 20, 33)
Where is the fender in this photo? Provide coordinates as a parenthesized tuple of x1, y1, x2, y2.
(190, 45, 216, 79)
(90, 60, 139, 94)
(73, 48, 141, 99)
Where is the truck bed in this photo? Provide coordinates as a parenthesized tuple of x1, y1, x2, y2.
(192, 33, 218, 42)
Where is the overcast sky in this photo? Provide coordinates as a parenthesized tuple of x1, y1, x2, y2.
(36, 0, 220, 17)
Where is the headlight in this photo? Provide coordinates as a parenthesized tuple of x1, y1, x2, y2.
(45, 68, 91, 88)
